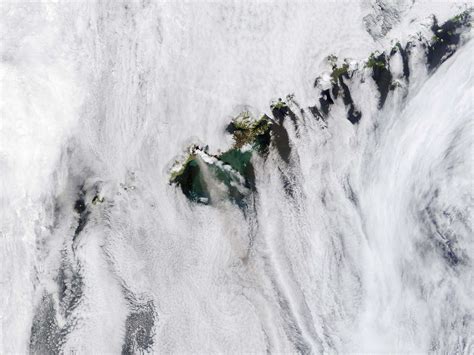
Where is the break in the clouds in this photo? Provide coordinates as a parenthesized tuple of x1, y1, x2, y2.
(1, 1, 472, 354)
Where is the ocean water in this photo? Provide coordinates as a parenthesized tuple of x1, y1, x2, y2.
(1, 1, 472, 353)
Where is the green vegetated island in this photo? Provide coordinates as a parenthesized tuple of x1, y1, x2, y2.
(169, 10, 472, 207)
